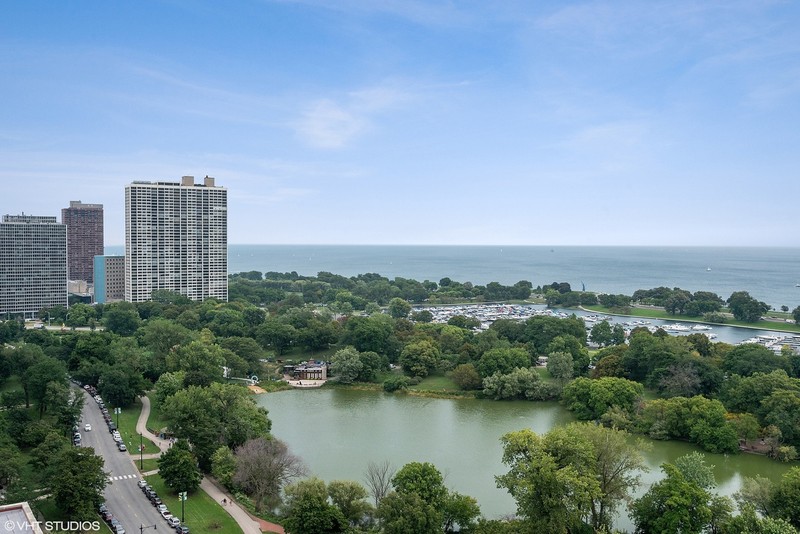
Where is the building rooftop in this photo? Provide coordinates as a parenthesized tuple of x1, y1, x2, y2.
(0, 502, 43, 534)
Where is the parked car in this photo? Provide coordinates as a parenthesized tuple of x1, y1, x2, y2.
(118, 443, 127, 452)
(167, 517, 180, 528)
(137, 480, 148, 489)
(174, 526, 190, 534)
(160, 510, 173, 521)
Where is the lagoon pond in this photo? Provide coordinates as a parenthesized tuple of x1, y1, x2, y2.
(258, 388, 791, 531)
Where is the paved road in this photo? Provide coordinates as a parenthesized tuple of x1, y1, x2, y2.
(76, 388, 165, 534)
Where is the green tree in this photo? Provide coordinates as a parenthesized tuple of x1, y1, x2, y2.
(388, 298, 412, 319)
(330, 347, 363, 384)
(378, 491, 441, 534)
(476, 347, 530, 378)
(496, 427, 600, 532)
(673, 451, 716, 490)
(97, 366, 147, 407)
(482, 367, 555, 401)
(392, 462, 447, 507)
(631, 463, 713, 534)
(497, 424, 644, 532)
(763, 389, 800, 445)
(442, 491, 481, 533)
(771, 467, 800, 528)
(722, 504, 798, 534)
(166, 340, 226, 386)
(25, 356, 67, 416)
(735, 475, 775, 517)
(590, 320, 614, 347)
(723, 343, 789, 377)
(727, 291, 770, 323)
(103, 302, 142, 335)
(282, 477, 348, 534)
(48, 447, 108, 522)
(210, 445, 237, 489)
(158, 439, 202, 493)
(546, 351, 573, 384)
(399, 340, 440, 378)
(450, 363, 483, 390)
(327, 480, 373, 527)
(561, 376, 644, 420)
(256, 319, 298, 356)
(163, 383, 272, 469)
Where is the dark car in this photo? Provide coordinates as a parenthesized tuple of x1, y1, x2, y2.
(175, 527, 190, 534)
(101, 511, 113, 523)
(108, 422, 117, 432)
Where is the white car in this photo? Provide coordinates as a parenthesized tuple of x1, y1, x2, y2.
(160, 510, 173, 521)
(84, 423, 92, 431)
(167, 517, 180, 528)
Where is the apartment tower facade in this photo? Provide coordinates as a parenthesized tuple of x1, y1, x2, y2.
(0, 214, 68, 318)
(124, 176, 227, 302)
(61, 200, 103, 283)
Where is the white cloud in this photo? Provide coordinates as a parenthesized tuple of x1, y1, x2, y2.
(291, 84, 413, 149)
(292, 99, 368, 149)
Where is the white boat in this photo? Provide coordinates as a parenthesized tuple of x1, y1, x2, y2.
(691, 325, 712, 331)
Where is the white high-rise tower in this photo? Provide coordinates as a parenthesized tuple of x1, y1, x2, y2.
(124, 176, 227, 302)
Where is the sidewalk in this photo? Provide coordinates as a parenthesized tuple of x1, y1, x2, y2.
(136, 395, 283, 534)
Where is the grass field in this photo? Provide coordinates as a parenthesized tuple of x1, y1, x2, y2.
(408, 375, 459, 391)
(109, 397, 161, 457)
(144, 474, 242, 534)
(137, 457, 160, 473)
(36, 499, 114, 533)
(145, 395, 170, 436)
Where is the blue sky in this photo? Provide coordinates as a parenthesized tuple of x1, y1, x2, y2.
(2, 0, 799, 246)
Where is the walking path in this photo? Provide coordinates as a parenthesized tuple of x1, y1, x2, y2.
(135, 395, 284, 534)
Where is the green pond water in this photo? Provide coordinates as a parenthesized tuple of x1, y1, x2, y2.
(257, 388, 792, 530)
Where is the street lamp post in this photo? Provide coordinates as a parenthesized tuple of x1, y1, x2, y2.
(139, 432, 143, 469)
(139, 523, 157, 534)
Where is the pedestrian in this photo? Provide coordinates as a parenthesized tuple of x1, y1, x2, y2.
(222, 498, 227, 506)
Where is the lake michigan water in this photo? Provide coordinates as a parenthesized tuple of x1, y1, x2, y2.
(223, 245, 800, 309)
(106, 244, 800, 309)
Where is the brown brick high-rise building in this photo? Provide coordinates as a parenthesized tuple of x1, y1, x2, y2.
(61, 201, 103, 283)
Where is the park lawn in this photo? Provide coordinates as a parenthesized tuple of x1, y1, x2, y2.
(136, 458, 160, 473)
(111, 397, 161, 455)
(583, 305, 800, 333)
(145, 396, 170, 437)
(36, 498, 114, 533)
(144, 474, 242, 534)
(409, 375, 460, 391)
(536, 367, 555, 383)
